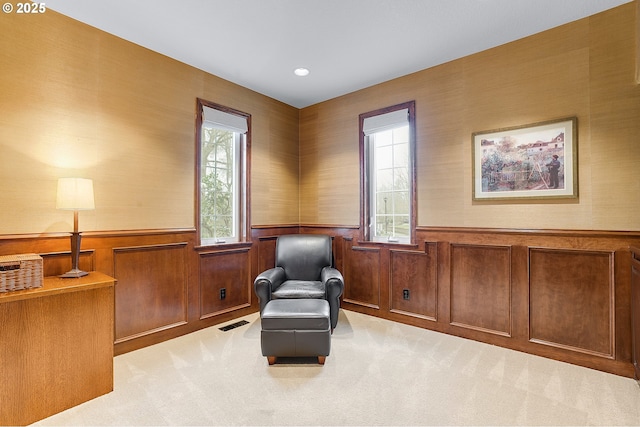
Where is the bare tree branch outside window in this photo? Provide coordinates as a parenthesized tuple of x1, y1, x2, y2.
(201, 127, 234, 240)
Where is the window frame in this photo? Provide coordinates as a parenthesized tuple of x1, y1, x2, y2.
(195, 98, 251, 247)
(359, 101, 416, 244)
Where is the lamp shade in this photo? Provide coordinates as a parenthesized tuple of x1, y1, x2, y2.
(56, 178, 95, 210)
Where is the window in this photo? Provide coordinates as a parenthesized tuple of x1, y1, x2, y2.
(360, 101, 416, 243)
(196, 99, 250, 245)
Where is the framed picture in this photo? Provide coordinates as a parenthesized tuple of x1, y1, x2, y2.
(472, 117, 577, 201)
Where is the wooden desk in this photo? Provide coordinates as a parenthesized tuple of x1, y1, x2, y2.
(0, 272, 115, 426)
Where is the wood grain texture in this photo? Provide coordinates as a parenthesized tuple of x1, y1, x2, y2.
(389, 244, 437, 320)
(336, 226, 640, 377)
(256, 236, 278, 274)
(450, 244, 512, 336)
(2, 225, 640, 378)
(0, 273, 114, 426)
(632, 246, 640, 379)
(113, 243, 189, 342)
(0, 230, 262, 355)
(529, 248, 615, 357)
(199, 248, 251, 318)
(40, 250, 94, 277)
(343, 241, 381, 309)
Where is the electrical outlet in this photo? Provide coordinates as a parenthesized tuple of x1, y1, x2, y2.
(403, 289, 410, 300)
(220, 288, 226, 299)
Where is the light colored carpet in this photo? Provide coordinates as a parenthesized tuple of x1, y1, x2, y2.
(35, 310, 640, 426)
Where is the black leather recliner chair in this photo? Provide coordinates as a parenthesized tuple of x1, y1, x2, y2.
(254, 234, 344, 330)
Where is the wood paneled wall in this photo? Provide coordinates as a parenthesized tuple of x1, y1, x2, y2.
(0, 230, 259, 355)
(2, 224, 639, 377)
(252, 224, 640, 377)
(389, 245, 438, 321)
(113, 243, 189, 343)
(337, 226, 640, 377)
(198, 246, 252, 319)
(631, 246, 640, 379)
(0, 226, 308, 354)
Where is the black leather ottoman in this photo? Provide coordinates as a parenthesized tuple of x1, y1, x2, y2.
(260, 299, 331, 365)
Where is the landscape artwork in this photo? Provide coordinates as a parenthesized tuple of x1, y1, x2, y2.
(472, 117, 577, 201)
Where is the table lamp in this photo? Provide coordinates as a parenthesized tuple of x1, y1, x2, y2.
(56, 178, 95, 278)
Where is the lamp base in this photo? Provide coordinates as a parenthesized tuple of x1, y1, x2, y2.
(60, 230, 88, 279)
(59, 268, 89, 278)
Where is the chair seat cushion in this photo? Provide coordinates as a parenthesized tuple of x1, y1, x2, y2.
(272, 280, 325, 299)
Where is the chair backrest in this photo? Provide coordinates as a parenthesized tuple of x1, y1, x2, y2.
(275, 234, 332, 281)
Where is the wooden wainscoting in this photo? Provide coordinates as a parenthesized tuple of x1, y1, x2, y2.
(332, 227, 640, 377)
(529, 247, 615, 358)
(631, 246, 640, 380)
(198, 246, 252, 318)
(0, 229, 260, 355)
(449, 243, 512, 337)
(41, 250, 95, 277)
(255, 234, 279, 274)
(389, 244, 438, 321)
(343, 239, 382, 310)
(113, 242, 189, 344)
(3, 226, 640, 377)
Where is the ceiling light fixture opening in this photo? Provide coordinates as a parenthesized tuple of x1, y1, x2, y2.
(294, 67, 310, 77)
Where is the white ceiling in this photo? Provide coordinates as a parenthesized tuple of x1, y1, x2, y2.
(45, 0, 631, 108)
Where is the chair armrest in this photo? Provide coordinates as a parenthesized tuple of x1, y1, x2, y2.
(255, 267, 286, 288)
(254, 267, 286, 312)
(322, 266, 345, 329)
(321, 267, 344, 299)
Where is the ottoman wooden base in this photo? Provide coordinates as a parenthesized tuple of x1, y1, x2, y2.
(266, 355, 326, 365)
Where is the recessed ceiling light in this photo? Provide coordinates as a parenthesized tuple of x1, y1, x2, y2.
(294, 67, 310, 77)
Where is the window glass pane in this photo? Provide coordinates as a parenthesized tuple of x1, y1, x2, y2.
(374, 129, 393, 147)
(200, 126, 237, 242)
(394, 216, 411, 237)
(375, 144, 393, 170)
(393, 142, 408, 167)
(393, 191, 410, 215)
(369, 124, 411, 241)
(376, 169, 393, 192)
(375, 191, 393, 215)
(393, 166, 409, 190)
(375, 215, 393, 237)
(393, 126, 409, 143)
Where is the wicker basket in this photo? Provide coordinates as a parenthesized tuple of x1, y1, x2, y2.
(0, 254, 43, 292)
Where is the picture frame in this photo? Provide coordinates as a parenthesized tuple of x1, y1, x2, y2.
(472, 117, 577, 201)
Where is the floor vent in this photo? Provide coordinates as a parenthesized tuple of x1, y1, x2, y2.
(218, 320, 249, 332)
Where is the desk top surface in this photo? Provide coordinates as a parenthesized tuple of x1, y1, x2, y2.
(0, 271, 115, 303)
